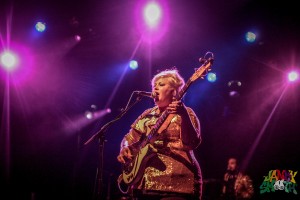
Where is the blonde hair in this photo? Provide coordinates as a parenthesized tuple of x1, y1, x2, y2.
(151, 69, 185, 93)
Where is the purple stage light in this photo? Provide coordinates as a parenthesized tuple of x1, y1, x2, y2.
(0, 43, 34, 84)
(288, 71, 298, 82)
(74, 35, 81, 42)
(0, 51, 18, 71)
(229, 90, 239, 98)
(85, 111, 93, 120)
(143, 2, 162, 29)
(135, 0, 169, 43)
(228, 80, 241, 98)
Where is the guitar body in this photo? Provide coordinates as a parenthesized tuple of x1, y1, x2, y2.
(117, 142, 157, 194)
(122, 143, 157, 185)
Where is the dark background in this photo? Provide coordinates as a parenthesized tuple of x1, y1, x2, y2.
(0, 0, 299, 200)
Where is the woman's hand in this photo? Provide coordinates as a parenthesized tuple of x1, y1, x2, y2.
(167, 97, 185, 114)
(117, 146, 132, 164)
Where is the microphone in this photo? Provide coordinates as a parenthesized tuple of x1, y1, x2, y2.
(134, 91, 157, 98)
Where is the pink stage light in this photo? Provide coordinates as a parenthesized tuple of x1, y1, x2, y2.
(0, 51, 18, 71)
(135, 0, 169, 43)
(85, 111, 94, 120)
(143, 2, 162, 29)
(74, 35, 81, 42)
(0, 42, 34, 85)
(288, 71, 298, 82)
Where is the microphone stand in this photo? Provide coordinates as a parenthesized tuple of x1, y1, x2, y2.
(84, 93, 144, 200)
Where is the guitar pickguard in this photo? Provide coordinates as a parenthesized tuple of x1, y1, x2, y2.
(122, 144, 157, 184)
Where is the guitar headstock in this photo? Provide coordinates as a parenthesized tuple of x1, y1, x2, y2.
(190, 53, 214, 82)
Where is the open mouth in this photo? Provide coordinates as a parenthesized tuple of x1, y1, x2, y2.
(154, 92, 159, 101)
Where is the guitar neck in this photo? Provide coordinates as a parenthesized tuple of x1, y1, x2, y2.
(178, 79, 192, 100)
(146, 78, 192, 142)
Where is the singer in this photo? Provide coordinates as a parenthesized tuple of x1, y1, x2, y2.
(117, 69, 203, 200)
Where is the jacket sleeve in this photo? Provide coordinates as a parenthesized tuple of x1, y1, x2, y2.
(180, 106, 201, 149)
(120, 108, 152, 149)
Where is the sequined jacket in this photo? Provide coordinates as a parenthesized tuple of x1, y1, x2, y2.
(234, 173, 254, 199)
(120, 106, 202, 198)
(223, 172, 254, 199)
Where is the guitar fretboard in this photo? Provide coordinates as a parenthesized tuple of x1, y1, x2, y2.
(145, 78, 192, 143)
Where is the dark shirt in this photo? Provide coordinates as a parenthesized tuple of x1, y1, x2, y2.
(223, 170, 238, 200)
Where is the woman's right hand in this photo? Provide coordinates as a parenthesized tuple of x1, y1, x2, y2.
(117, 146, 132, 164)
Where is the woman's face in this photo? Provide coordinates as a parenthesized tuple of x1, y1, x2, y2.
(152, 77, 175, 108)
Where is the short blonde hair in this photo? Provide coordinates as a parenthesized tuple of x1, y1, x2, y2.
(151, 69, 185, 92)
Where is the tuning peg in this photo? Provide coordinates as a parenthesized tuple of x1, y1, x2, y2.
(199, 57, 206, 64)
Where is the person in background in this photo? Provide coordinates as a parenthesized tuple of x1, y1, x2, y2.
(221, 158, 254, 200)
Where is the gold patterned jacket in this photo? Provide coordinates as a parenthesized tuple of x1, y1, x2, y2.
(120, 106, 202, 197)
(234, 173, 254, 199)
(222, 172, 254, 199)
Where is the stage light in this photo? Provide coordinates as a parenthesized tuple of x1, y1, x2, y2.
(85, 111, 94, 119)
(229, 90, 240, 97)
(106, 108, 111, 113)
(207, 72, 217, 82)
(85, 104, 97, 119)
(228, 80, 242, 87)
(90, 104, 97, 110)
(288, 71, 298, 82)
(135, 0, 169, 43)
(35, 22, 46, 32)
(143, 1, 162, 29)
(245, 31, 256, 43)
(129, 60, 138, 70)
(74, 35, 81, 42)
(228, 80, 242, 98)
(0, 51, 18, 71)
